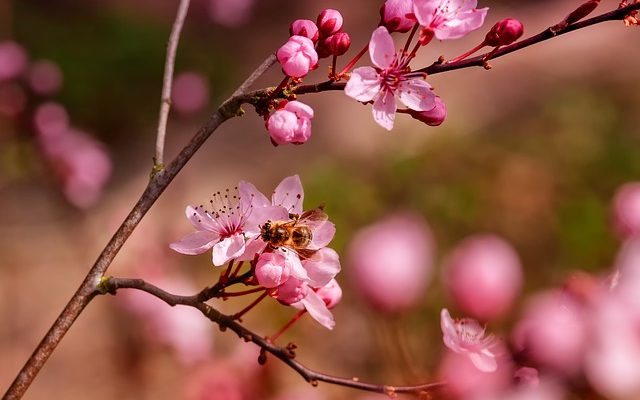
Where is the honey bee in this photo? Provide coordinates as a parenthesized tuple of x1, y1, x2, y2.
(260, 207, 328, 258)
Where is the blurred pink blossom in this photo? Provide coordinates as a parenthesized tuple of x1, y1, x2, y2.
(0, 41, 28, 81)
(512, 291, 587, 374)
(413, 0, 489, 41)
(267, 100, 314, 146)
(276, 36, 318, 78)
(612, 182, 640, 238)
(443, 234, 523, 321)
(35, 103, 112, 209)
(441, 308, 500, 372)
(380, 0, 416, 33)
(344, 27, 436, 130)
(0, 82, 27, 117)
(348, 212, 434, 313)
(184, 361, 244, 400)
(513, 367, 540, 388)
(208, 0, 254, 27)
(438, 350, 511, 398)
(171, 71, 210, 116)
(28, 60, 63, 96)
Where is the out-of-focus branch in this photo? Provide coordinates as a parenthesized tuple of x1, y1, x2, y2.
(99, 277, 447, 397)
(1, 53, 276, 400)
(154, 0, 191, 169)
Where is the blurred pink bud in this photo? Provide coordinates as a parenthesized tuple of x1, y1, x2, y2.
(485, 18, 524, 47)
(0, 41, 28, 81)
(380, 0, 416, 33)
(0, 82, 27, 117)
(514, 367, 540, 388)
(255, 252, 291, 288)
(443, 234, 523, 321)
(172, 71, 210, 116)
(512, 291, 587, 374)
(439, 350, 511, 398)
(325, 32, 351, 57)
(185, 362, 244, 400)
(28, 60, 63, 96)
(441, 308, 500, 372)
(317, 9, 344, 37)
(290, 19, 319, 43)
(208, 0, 254, 27)
(347, 213, 435, 313)
(277, 35, 318, 78)
(34, 102, 70, 138)
(407, 96, 447, 126)
(316, 278, 342, 309)
(612, 182, 640, 238)
(276, 277, 309, 305)
(267, 100, 314, 146)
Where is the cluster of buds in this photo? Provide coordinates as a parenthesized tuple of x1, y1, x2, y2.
(171, 175, 342, 329)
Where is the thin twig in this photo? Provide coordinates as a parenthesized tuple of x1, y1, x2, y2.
(154, 0, 191, 169)
(1, 54, 276, 400)
(99, 278, 447, 396)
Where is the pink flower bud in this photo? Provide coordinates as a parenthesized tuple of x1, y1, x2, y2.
(267, 100, 314, 146)
(289, 19, 319, 43)
(0, 41, 28, 81)
(317, 9, 343, 37)
(443, 234, 523, 321)
(612, 182, 640, 238)
(324, 32, 351, 57)
(255, 252, 290, 288)
(407, 96, 447, 126)
(380, 0, 415, 33)
(316, 279, 342, 309)
(276, 35, 318, 78)
(347, 213, 435, 313)
(485, 18, 524, 47)
(276, 277, 308, 305)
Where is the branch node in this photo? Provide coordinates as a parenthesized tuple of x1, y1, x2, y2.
(258, 348, 268, 365)
(96, 276, 115, 295)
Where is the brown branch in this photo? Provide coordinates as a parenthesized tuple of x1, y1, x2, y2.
(1, 54, 276, 400)
(99, 278, 447, 396)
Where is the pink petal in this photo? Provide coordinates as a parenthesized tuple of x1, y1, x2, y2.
(212, 234, 245, 266)
(441, 308, 463, 352)
(372, 90, 397, 130)
(238, 180, 270, 209)
(344, 67, 381, 103)
(435, 8, 488, 40)
(412, 0, 438, 27)
(170, 231, 218, 255)
(236, 237, 267, 261)
(300, 290, 335, 330)
(186, 205, 218, 231)
(244, 205, 289, 238)
(283, 249, 310, 281)
(309, 220, 336, 249)
(397, 79, 436, 111)
(302, 247, 341, 287)
(369, 26, 396, 70)
(272, 175, 304, 215)
(284, 100, 314, 119)
(468, 350, 498, 373)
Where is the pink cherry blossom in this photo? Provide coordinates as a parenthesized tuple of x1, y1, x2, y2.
(443, 234, 523, 321)
(279, 277, 337, 330)
(0, 41, 28, 81)
(612, 182, 640, 238)
(290, 19, 319, 43)
(171, 71, 210, 116)
(255, 252, 291, 288)
(407, 95, 447, 126)
(317, 9, 343, 37)
(170, 181, 287, 266)
(348, 213, 434, 313)
(208, 0, 254, 27)
(413, 0, 489, 40)
(267, 100, 314, 146)
(277, 36, 318, 78)
(184, 362, 245, 400)
(380, 0, 416, 33)
(315, 278, 342, 309)
(441, 308, 500, 372)
(344, 26, 436, 130)
(439, 351, 511, 398)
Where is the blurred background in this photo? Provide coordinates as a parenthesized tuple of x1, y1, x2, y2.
(1, 0, 640, 399)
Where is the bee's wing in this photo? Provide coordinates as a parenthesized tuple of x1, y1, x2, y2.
(295, 248, 318, 260)
(298, 207, 329, 230)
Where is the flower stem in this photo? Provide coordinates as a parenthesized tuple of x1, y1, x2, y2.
(233, 291, 269, 320)
(269, 309, 307, 343)
(403, 23, 420, 55)
(221, 287, 266, 298)
(336, 42, 369, 78)
(447, 41, 487, 63)
(228, 260, 245, 279)
(268, 76, 291, 100)
(331, 55, 338, 80)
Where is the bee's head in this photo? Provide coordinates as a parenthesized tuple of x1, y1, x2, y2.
(260, 220, 272, 240)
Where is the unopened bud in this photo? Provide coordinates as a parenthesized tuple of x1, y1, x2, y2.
(289, 19, 319, 43)
(380, 0, 415, 33)
(485, 18, 524, 47)
(408, 97, 447, 126)
(325, 32, 351, 56)
(317, 9, 343, 37)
